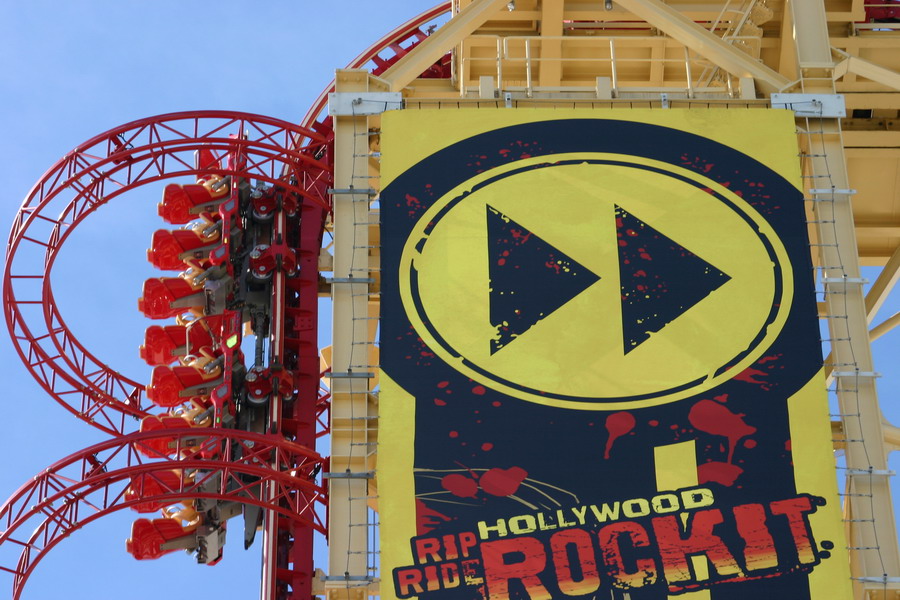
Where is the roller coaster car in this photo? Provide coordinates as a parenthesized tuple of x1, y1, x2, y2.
(125, 470, 191, 513)
(135, 413, 210, 457)
(196, 522, 226, 565)
(126, 518, 198, 560)
(147, 227, 220, 271)
(146, 364, 223, 408)
(138, 277, 205, 319)
(140, 322, 216, 366)
(245, 366, 296, 405)
(158, 175, 230, 224)
(865, 0, 900, 21)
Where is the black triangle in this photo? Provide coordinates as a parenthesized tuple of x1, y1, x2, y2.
(616, 205, 731, 354)
(488, 205, 601, 354)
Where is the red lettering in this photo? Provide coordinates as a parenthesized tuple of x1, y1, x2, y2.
(733, 503, 778, 571)
(415, 537, 442, 563)
(597, 521, 658, 589)
(396, 568, 425, 597)
(441, 563, 461, 588)
(652, 509, 744, 584)
(424, 565, 440, 591)
(443, 534, 460, 560)
(482, 536, 552, 600)
(460, 531, 478, 558)
(770, 497, 817, 564)
(462, 558, 485, 586)
(550, 529, 602, 596)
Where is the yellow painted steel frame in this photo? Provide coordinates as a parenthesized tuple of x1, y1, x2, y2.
(326, 0, 900, 597)
(328, 70, 387, 600)
(789, 1, 900, 598)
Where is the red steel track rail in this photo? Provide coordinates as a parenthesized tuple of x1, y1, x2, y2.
(299, 1, 452, 130)
(0, 3, 454, 599)
(0, 429, 326, 600)
(4, 112, 331, 436)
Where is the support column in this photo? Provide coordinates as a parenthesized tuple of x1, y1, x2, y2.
(327, 69, 385, 600)
(791, 0, 900, 597)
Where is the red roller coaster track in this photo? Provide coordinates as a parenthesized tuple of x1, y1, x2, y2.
(0, 3, 452, 599)
(4, 112, 331, 436)
(0, 429, 326, 600)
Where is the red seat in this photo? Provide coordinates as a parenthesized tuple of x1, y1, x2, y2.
(125, 470, 186, 512)
(138, 277, 204, 319)
(148, 228, 218, 271)
(865, 0, 900, 20)
(147, 365, 222, 408)
(135, 414, 196, 457)
(140, 323, 215, 366)
(126, 518, 196, 560)
(158, 177, 228, 224)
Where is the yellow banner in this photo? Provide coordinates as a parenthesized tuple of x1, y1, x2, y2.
(379, 109, 850, 600)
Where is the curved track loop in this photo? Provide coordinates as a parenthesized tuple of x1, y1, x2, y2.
(4, 111, 331, 436)
(0, 428, 326, 599)
(299, 1, 451, 130)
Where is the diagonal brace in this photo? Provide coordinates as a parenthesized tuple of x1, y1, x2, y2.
(613, 0, 791, 94)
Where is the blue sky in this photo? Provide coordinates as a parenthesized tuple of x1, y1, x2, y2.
(2, 1, 900, 599)
(0, 2, 443, 598)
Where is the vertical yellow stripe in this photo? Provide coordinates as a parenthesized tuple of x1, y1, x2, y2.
(654, 440, 711, 600)
(378, 372, 417, 600)
(787, 370, 853, 599)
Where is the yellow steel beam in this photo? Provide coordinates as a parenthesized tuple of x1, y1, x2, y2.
(844, 131, 900, 148)
(871, 311, 900, 343)
(328, 68, 384, 600)
(538, 0, 564, 88)
(793, 0, 900, 592)
(834, 50, 900, 93)
(380, 0, 511, 92)
(611, 0, 791, 93)
(778, 0, 799, 81)
(866, 246, 900, 325)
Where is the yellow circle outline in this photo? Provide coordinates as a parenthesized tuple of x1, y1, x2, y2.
(399, 153, 794, 410)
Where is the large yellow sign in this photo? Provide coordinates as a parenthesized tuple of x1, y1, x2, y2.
(379, 109, 850, 600)
(402, 154, 791, 409)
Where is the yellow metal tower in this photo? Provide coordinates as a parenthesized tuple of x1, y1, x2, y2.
(325, 2, 900, 599)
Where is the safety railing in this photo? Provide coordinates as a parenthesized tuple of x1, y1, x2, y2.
(457, 34, 763, 98)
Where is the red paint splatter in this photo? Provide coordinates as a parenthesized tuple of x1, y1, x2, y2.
(698, 462, 744, 486)
(497, 258, 506, 266)
(603, 411, 636, 459)
(734, 368, 768, 386)
(441, 474, 479, 498)
(481, 443, 494, 451)
(714, 394, 729, 403)
(491, 401, 501, 407)
(416, 499, 451, 535)
(449, 431, 459, 438)
(437, 381, 449, 389)
(472, 386, 486, 395)
(648, 420, 659, 427)
(785, 440, 792, 452)
(744, 439, 757, 449)
(689, 399, 756, 463)
(480, 467, 528, 496)
(434, 398, 447, 406)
